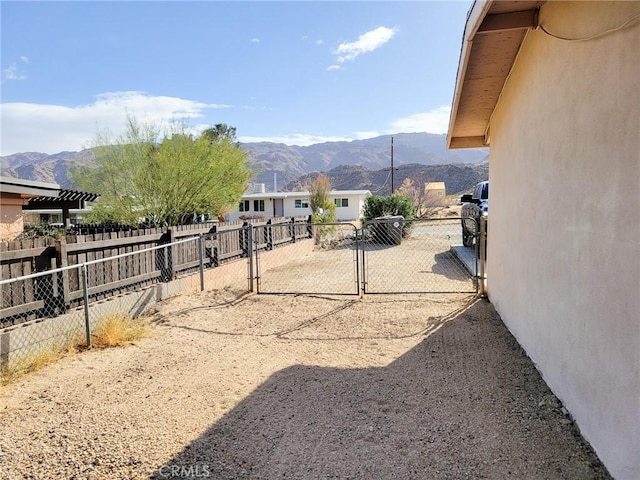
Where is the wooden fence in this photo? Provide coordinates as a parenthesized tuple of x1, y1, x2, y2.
(1, 216, 310, 327)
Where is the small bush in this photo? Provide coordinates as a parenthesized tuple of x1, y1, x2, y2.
(361, 194, 415, 223)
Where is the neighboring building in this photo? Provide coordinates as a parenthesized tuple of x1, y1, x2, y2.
(226, 190, 371, 222)
(0, 177, 60, 241)
(0, 176, 98, 240)
(424, 182, 446, 207)
(448, 2, 639, 479)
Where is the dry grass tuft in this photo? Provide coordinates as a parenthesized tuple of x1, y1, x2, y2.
(92, 313, 148, 348)
(1, 333, 83, 385)
(1, 314, 148, 385)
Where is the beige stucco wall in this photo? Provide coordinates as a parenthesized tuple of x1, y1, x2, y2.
(487, 2, 639, 479)
(0, 195, 26, 241)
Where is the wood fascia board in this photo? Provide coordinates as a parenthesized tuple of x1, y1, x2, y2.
(477, 9, 538, 34)
(449, 136, 487, 149)
(447, 1, 494, 149)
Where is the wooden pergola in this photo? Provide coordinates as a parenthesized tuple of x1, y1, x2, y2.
(23, 189, 99, 226)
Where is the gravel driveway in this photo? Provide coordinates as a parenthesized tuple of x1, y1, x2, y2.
(0, 290, 610, 479)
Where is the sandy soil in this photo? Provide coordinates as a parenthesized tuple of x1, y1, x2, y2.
(0, 289, 609, 479)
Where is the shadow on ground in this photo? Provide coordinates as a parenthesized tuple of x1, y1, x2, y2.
(151, 299, 609, 480)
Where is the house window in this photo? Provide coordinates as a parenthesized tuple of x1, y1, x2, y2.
(295, 199, 309, 209)
(239, 200, 250, 212)
(333, 198, 349, 208)
(253, 199, 265, 212)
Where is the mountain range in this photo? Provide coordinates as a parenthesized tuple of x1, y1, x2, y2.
(0, 132, 488, 195)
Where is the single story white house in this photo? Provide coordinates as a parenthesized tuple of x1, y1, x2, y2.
(448, 2, 639, 479)
(225, 190, 372, 222)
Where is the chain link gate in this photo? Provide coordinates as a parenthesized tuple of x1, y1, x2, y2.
(254, 222, 361, 295)
(252, 218, 479, 296)
(361, 217, 478, 294)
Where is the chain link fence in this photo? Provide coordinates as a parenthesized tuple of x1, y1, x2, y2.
(1, 218, 480, 378)
(255, 223, 360, 295)
(0, 239, 189, 378)
(362, 218, 477, 294)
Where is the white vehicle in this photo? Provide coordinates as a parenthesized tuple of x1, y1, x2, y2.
(460, 181, 488, 247)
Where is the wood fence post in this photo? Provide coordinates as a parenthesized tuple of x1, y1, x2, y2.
(168, 228, 177, 280)
(55, 238, 70, 311)
(306, 215, 313, 238)
(266, 218, 273, 250)
(158, 229, 174, 282)
(209, 224, 219, 267)
(289, 217, 296, 243)
(240, 221, 249, 257)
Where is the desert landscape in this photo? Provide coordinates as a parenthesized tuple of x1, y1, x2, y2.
(0, 288, 609, 479)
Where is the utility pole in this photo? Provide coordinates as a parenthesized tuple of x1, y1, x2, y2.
(390, 136, 394, 195)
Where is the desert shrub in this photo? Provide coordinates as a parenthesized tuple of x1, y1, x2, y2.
(309, 175, 336, 224)
(362, 194, 415, 222)
(362, 194, 415, 238)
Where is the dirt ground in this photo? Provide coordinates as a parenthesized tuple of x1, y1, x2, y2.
(0, 289, 610, 479)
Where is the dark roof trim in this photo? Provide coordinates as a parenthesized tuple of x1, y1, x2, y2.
(26, 189, 99, 205)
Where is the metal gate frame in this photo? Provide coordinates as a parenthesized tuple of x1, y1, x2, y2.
(253, 222, 361, 295)
(251, 218, 482, 296)
(360, 217, 480, 295)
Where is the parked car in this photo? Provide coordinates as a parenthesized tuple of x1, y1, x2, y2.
(460, 181, 488, 247)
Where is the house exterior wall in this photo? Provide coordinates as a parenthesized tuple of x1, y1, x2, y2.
(329, 193, 366, 221)
(487, 3, 639, 479)
(0, 194, 26, 241)
(227, 192, 368, 222)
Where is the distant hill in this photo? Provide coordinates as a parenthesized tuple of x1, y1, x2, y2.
(0, 132, 488, 193)
(286, 162, 489, 195)
(1, 149, 97, 187)
(244, 133, 487, 187)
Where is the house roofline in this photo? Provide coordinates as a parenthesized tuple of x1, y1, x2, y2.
(447, 1, 543, 149)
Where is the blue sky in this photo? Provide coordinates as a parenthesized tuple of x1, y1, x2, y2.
(1, 1, 472, 156)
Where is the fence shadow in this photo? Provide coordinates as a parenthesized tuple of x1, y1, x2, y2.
(151, 300, 607, 480)
(430, 251, 474, 281)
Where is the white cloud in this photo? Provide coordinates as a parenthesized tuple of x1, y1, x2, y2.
(315, 39, 323, 46)
(4, 63, 26, 80)
(0, 91, 229, 155)
(236, 107, 450, 149)
(327, 65, 342, 71)
(238, 133, 354, 147)
(251, 37, 260, 44)
(354, 131, 380, 140)
(4, 55, 30, 80)
(389, 106, 451, 135)
(335, 26, 397, 63)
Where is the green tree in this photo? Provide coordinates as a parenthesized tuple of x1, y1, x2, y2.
(308, 174, 336, 223)
(201, 124, 238, 145)
(70, 118, 253, 226)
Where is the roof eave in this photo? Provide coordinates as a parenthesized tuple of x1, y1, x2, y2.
(447, 1, 494, 150)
